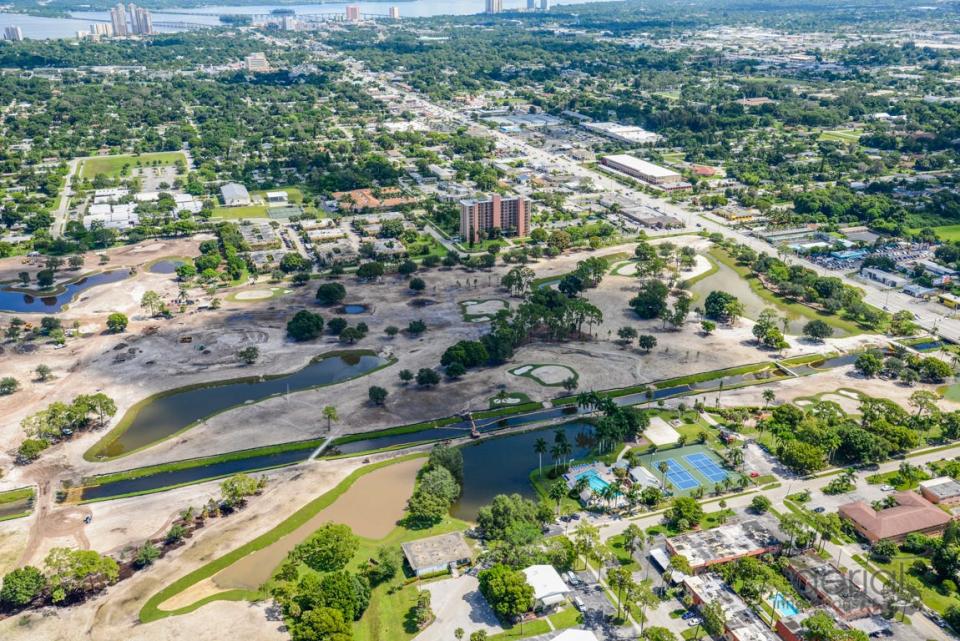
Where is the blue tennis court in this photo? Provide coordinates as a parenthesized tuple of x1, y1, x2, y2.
(685, 452, 728, 483)
(663, 458, 700, 490)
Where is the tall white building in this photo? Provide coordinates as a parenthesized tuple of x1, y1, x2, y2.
(485, 0, 503, 13)
(345, 5, 360, 21)
(3, 26, 23, 41)
(541, 0, 550, 10)
(388, 6, 400, 19)
(128, 3, 153, 35)
(110, 3, 128, 36)
(527, 0, 536, 9)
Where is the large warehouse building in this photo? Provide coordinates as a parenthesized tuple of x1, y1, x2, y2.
(601, 154, 682, 185)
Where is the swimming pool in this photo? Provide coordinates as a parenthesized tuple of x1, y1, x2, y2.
(771, 592, 800, 617)
(575, 469, 611, 493)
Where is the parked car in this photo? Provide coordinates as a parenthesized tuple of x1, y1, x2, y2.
(681, 611, 697, 620)
(687, 618, 702, 627)
(813, 507, 826, 513)
(573, 597, 585, 611)
(880, 484, 894, 492)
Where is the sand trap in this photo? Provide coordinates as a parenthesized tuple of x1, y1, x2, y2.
(234, 289, 273, 301)
(492, 397, 521, 405)
(159, 578, 226, 612)
(795, 399, 812, 407)
(819, 393, 861, 414)
(212, 458, 422, 592)
(469, 316, 490, 323)
(512, 365, 532, 375)
(645, 417, 681, 446)
(615, 262, 637, 276)
(527, 365, 575, 385)
(838, 390, 860, 400)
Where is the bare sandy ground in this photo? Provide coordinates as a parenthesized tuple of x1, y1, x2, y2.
(212, 456, 422, 592)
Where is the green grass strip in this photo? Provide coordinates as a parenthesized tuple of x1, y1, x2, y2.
(329, 416, 460, 446)
(139, 453, 426, 623)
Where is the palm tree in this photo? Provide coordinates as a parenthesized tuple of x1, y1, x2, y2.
(549, 479, 567, 517)
(550, 443, 562, 473)
(762, 389, 776, 408)
(534, 437, 547, 478)
(322, 405, 338, 431)
(657, 461, 669, 489)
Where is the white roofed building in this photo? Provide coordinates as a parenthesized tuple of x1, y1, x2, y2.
(521, 565, 570, 610)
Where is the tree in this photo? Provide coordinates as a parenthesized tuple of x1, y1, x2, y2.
(44, 547, 119, 602)
(0, 566, 46, 607)
(446, 362, 467, 379)
(238, 346, 260, 365)
(106, 312, 128, 333)
(408, 319, 427, 335)
(606, 566, 637, 621)
(703, 291, 739, 322)
(643, 628, 678, 641)
(409, 277, 426, 293)
(573, 521, 600, 569)
(357, 261, 384, 280)
(220, 473, 261, 508)
(549, 479, 567, 517)
(416, 368, 440, 387)
(0, 377, 20, 395)
(666, 497, 703, 530)
(534, 437, 547, 478)
(751, 495, 771, 514)
(327, 317, 348, 335)
(855, 352, 883, 378)
(293, 523, 359, 573)
(870, 539, 898, 564)
(399, 369, 414, 384)
(477, 564, 533, 620)
(637, 335, 657, 353)
(289, 607, 353, 641)
(700, 320, 716, 335)
(368, 386, 388, 406)
(140, 290, 163, 317)
(287, 310, 325, 341)
(700, 599, 726, 638)
(322, 405, 339, 431)
(35, 364, 52, 382)
(316, 282, 347, 305)
(413, 589, 433, 629)
(385, 325, 399, 338)
(339, 327, 362, 344)
(369, 545, 403, 585)
(630, 280, 669, 319)
(134, 542, 161, 568)
(803, 319, 833, 342)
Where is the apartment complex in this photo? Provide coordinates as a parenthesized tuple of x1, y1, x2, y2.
(486, 0, 503, 14)
(3, 26, 23, 41)
(665, 518, 782, 572)
(108, 3, 153, 36)
(683, 574, 780, 641)
(345, 5, 361, 21)
(245, 52, 270, 73)
(784, 553, 881, 621)
(838, 491, 952, 543)
(459, 195, 529, 243)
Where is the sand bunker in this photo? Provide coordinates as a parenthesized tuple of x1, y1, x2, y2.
(131, 242, 166, 253)
(511, 364, 576, 386)
(645, 417, 681, 446)
(819, 393, 861, 414)
(234, 289, 274, 301)
(492, 397, 522, 405)
(211, 458, 422, 592)
(614, 262, 638, 276)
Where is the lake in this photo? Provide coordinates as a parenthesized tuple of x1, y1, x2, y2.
(0, 269, 130, 314)
(88, 352, 388, 459)
(451, 421, 594, 521)
(3, 0, 616, 39)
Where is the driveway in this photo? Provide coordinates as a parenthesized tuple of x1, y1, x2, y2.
(415, 575, 502, 641)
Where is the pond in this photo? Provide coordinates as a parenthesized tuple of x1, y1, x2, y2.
(80, 447, 314, 502)
(89, 352, 388, 459)
(339, 304, 369, 314)
(687, 258, 848, 337)
(0, 269, 130, 313)
(149, 259, 186, 274)
(0, 496, 33, 520)
(451, 422, 595, 521)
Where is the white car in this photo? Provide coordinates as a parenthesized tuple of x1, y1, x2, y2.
(880, 484, 894, 492)
(687, 618, 702, 627)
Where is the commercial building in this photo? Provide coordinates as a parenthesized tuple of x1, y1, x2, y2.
(3, 26, 23, 41)
(838, 491, 953, 543)
(683, 574, 780, 641)
(919, 477, 960, 506)
(245, 52, 270, 73)
(582, 122, 661, 145)
(784, 553, 881, 620)
(665, 518, 782, 572)
(522, 565, 570, 610)
(400, 532, 472, 577)
(600, 154, 682, 185)
(331, 187, 416, 212)
(459, 195, 529, 243)
(345, 5, 361, 21)
(265, 191, 289, 205)
(221, 183, 251, 207)
(859, 267, 909, 288)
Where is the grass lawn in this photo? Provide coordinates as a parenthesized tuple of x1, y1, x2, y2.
(865, 468, 930, 490)
(350, 516, 470, 641)
(818, 128, 863, 143)
(0, 486, 35, 521)
(928, 225, 960, 242)
(80, 152, 186, 179)
(211, 205, 269, 219)
(487, 619, 552, 641)
(253, 186, 304, 204)
(547, 606, 583, 630)
(604, 534, 640, 571)
(857, 552, 960, 615)
(530, 470, 580, 515)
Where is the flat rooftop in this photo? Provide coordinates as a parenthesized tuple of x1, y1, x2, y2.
(666, 517, 782, 569)
(602, 154, 680, 179)
(787, 553, 880, 617)
(920, 477, 960, 500)
(400, 532, 472, 573)
(684, 573, 780, 641)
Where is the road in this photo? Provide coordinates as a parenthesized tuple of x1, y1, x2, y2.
(342, 53, 960, 344)
(51, 157, 81, 239)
